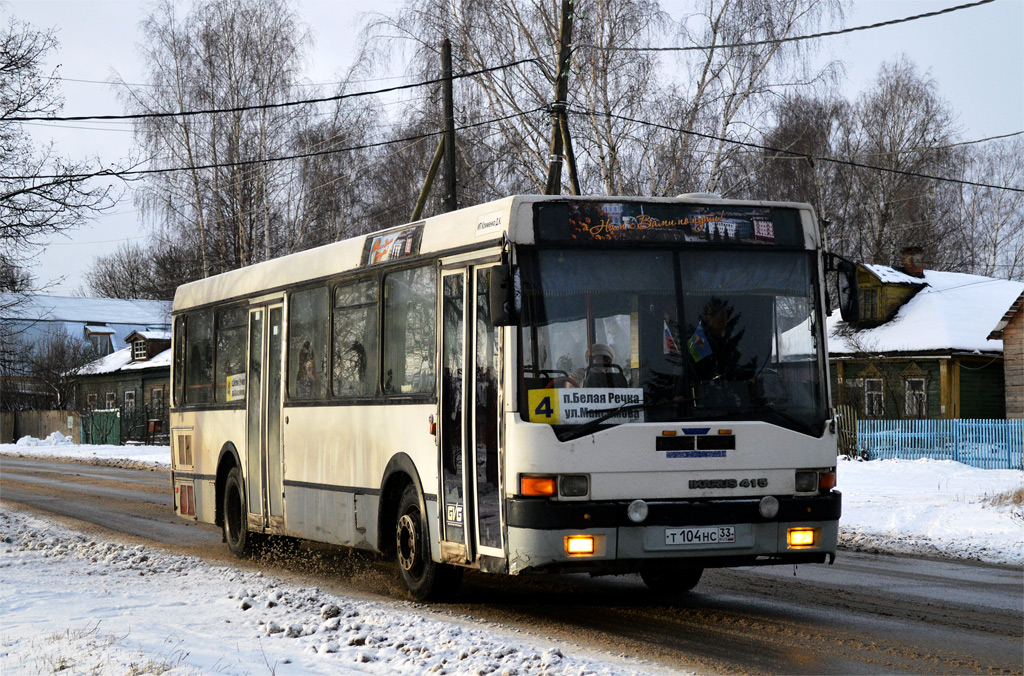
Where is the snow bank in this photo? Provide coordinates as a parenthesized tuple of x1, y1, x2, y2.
(837, 455, 1023, 565)
(0, 508, 678, 676)
(15, 431, 74, 447)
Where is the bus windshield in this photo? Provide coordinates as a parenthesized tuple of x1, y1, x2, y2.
(518, 247, 827, 436)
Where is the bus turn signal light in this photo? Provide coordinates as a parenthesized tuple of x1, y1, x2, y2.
(787, 527, 818, 548)
(565, 535, 595, 555)
(520, 475, 557, 497)
(819, 471, 837, 490)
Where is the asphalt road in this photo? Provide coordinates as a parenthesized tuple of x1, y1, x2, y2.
(2, 455, 1021, 675)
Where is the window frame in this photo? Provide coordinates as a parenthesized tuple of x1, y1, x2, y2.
(904, 377, 927, 418)
(864, 377, 884, 417)
(331, 275, 380, 399)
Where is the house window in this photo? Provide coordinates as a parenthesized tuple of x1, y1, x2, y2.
(86, 393, 98, 409)
(860, 288, 879, 320)
(905, 378, 926, 418)
(124, 389, 136, 414)
(864, 378, 884, 417)
(133, 339, 147, 361)
(104, 391, 116, 408)
(151, 386, 164, 415)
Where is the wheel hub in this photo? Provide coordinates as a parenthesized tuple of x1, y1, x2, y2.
(397, 513, 418, 571)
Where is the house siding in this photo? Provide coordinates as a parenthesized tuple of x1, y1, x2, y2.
(831, 359, 942, 419)
(1004, 309, 1024, 419)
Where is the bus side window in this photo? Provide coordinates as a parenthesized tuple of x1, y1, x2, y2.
(382, 265, 436, 396)
(333, 279, 378, 397)
(172, 315, 185, 407)
(215, 306, 247, 403)
(184, 310, 214, 404)
(288, 286, 329, 400)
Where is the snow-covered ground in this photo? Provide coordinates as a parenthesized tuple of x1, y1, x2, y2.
(1, 435, 1022, 675)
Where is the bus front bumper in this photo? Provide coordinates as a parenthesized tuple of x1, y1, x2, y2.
(504, 492, 841, 575)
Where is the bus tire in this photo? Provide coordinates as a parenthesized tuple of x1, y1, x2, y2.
(395, 484, 462, 601)
(640, 566, 703, 595)
(223, 466, 261, 558)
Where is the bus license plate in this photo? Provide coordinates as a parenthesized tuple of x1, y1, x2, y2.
(665, 526, 736, 546)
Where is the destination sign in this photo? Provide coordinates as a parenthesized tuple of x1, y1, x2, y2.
(534, 202, 804, 247)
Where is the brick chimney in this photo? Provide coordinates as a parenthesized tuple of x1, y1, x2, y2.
(900, 246, 926, 278)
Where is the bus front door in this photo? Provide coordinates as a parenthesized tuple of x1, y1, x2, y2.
(439, 265, 503, 566)
(246, 303, 285, 533)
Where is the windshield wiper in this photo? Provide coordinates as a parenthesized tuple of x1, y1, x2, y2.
(555, 400, 670, 442)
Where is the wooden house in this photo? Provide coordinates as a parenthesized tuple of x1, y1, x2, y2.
(828, 261, 1024, 420)
(988, 292, 1024, 419)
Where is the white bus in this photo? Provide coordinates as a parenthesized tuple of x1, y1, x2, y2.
(170, 195, 842, 600)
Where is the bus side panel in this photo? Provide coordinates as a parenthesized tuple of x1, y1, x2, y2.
(281, 403, 439, 554)
(171, 408, 245, 525)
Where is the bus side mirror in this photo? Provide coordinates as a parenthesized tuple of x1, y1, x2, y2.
(836, 260, 860, 323)
(489, 265, 520, 326)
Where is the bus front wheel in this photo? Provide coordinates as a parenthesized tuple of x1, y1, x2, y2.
(395, 484, 462, 601)
(223, 466, 261, 558)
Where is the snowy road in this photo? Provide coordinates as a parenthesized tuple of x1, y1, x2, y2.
(2, 455, 1021, 674)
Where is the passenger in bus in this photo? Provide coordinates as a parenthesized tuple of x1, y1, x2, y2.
(297, 341, 316, 398)
(571, 342, 628, 388)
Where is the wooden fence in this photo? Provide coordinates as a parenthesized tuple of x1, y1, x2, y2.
(858, 419, 1024, 470)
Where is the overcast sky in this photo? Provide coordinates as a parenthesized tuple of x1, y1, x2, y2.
(7, 0, 1024, 295)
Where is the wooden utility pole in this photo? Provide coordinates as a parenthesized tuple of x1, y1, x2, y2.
(410, 39, 458, 221)
(545, 0, 575, 195)
(441, 38, 457, 212)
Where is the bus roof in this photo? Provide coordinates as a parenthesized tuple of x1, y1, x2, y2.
(173, 194, 817, 312)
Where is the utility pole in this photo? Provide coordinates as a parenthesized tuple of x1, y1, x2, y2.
(411, 39, 458, 222)
(441, 38, 457, 212)
(544, 0, 575, 195)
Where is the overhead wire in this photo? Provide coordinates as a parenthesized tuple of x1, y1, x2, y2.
(580, 0, 995, 52)
(566, 106, 1024, 193)
(2, 106, 548, 181)
(9, 58, 541, 123)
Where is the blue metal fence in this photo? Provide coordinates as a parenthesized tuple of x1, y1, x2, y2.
(857, 419, 1024, 469)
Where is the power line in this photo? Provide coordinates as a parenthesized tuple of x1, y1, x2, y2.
(9, 58, 540, 123)
(567, 107, 1024, 193)
(581, 0, 995, 52)
(1, 107, 548, 182)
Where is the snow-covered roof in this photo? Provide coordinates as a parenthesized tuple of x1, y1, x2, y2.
(861, 264, 926, 286)
(987, 291, 1024, 340)
(1, 294, 171, 353)
(78, 345, 171, 376)
(828, 267, 1024, 355)
(1, 294, 171, 324)
(127, 329, 172, 342)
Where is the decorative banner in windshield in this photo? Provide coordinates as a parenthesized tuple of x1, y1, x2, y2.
(535, 202, 804, 247)
(528, 388, 645, 425)
(362, 223, 424, 266)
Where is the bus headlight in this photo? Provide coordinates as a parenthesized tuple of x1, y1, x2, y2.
(795, 471, 818, 492)
(559, 475, 589, 497)
(787, 527, 819, 548)
(758, 495, 779, 519)
(565, 535, 595, 555)
(627, 499, 649, 523)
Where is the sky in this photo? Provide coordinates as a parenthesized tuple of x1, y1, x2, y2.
(1, 436, 1022, 673)
(6, 0, 1024, 295)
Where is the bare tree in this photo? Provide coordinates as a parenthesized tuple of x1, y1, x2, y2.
(952, 137, 1024, 280)
(0, 14, 114, 280)
(124, 0, 312, 279)
(359, 0, 841, 203)
(26, 327, 98, 410)
(83, 242, 158, 300)
(836, 57, 960, 268)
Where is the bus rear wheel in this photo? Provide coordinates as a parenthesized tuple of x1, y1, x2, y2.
(395, 484, 462, 601)
(640, 566, 704, 595)
(223, 466, 261, 558)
